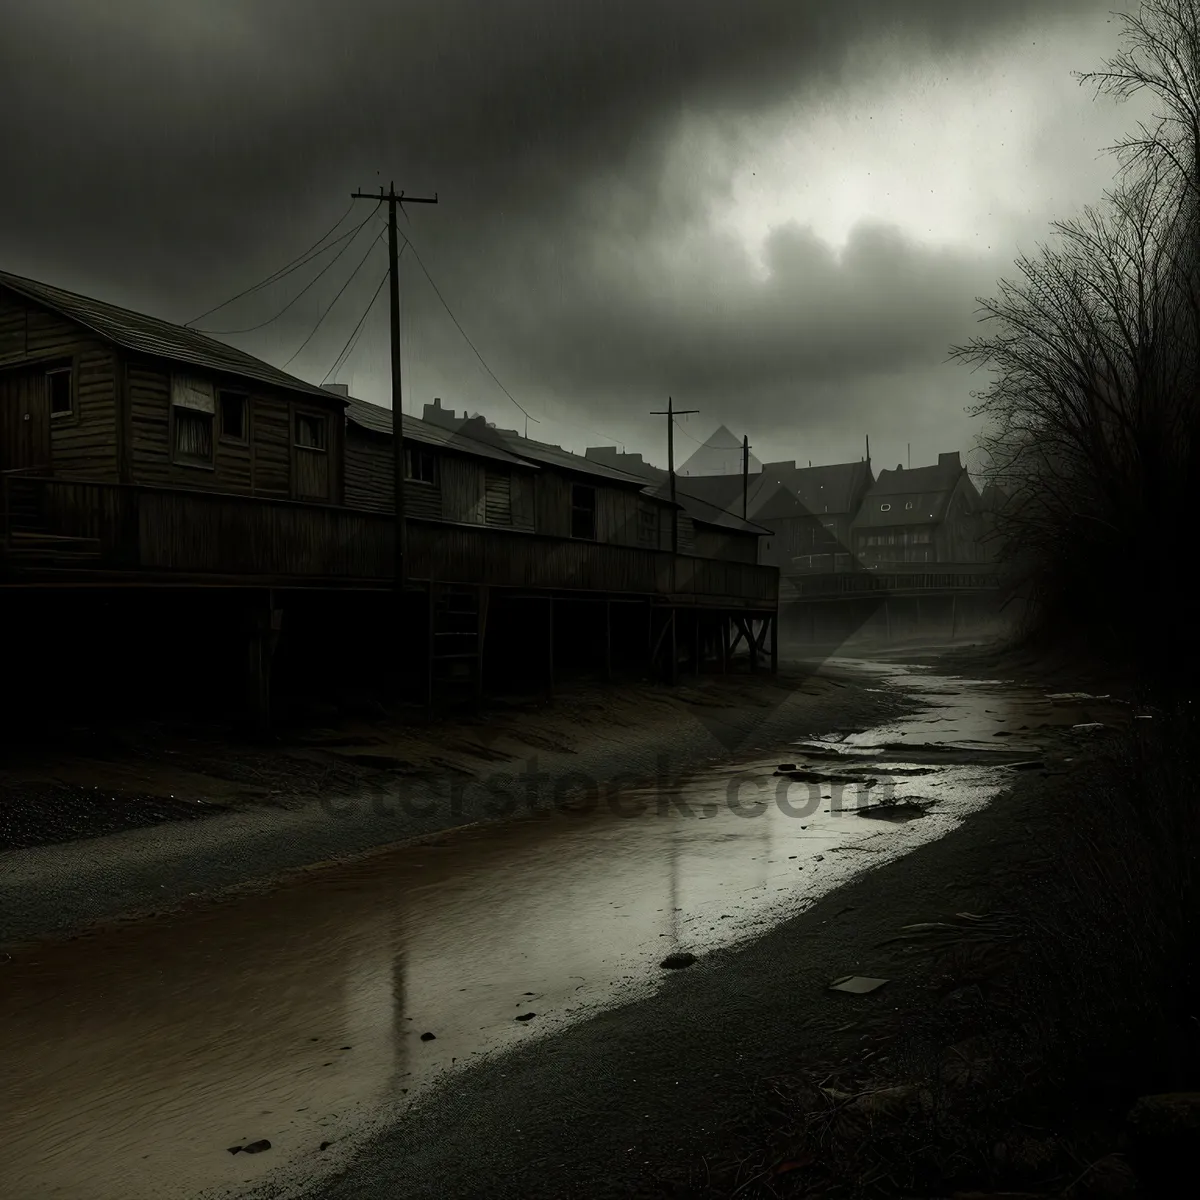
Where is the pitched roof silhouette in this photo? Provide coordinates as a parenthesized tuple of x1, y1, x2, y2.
(1, 268, 338, 402)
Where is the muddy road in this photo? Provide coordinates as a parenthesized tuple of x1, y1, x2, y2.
(0, 659, 1125, 1200)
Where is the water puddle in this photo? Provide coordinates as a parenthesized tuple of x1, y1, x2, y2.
(0, 662, 1112, 1200)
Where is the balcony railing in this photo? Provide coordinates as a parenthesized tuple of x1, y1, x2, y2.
(1, 475, 778, 608)
(782, 563, 1000, 599)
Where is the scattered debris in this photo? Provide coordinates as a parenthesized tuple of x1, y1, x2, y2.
(319, 1141, 333, 1152)
(828, 975, 889, 995)
(1071, 722, 1107, 733)
(858, 798, 931, 821)
(1046, 692, 1112, 704)
(515, 1012, 537, 1021)
(1008, 760, 1045, 771)
(241, 1140, 272, 1155)
(660, 952, 696, 970)
(419, 1031, 436, 1041)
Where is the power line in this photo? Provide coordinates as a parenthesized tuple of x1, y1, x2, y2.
(282, 230, 388, 371)
(321, 259, 394, 386)
(185, 200, 359, 327)
(400, 234, 535, 424)
(197, 206, 384, 335)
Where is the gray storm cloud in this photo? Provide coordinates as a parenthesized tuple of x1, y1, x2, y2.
(1, 0, 1122, 460)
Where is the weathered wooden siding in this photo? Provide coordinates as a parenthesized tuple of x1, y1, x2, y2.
(533, 472, 652, 544)
(343, 433, 537, 529)
(4, 477, 780, 609)
(125, 362, 345, 502)
(344, 427, 393, 514)
(0, 291, 119, 480)
(252, 395, 292, 499)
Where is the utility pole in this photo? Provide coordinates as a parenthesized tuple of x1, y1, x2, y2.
(865, 434, 871, 465)
(649, 397, 699, 553)
(351, 182, 437, 588)
(742, 435, 750, 521)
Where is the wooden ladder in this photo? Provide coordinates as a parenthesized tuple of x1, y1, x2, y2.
(427, 583, 488, 711)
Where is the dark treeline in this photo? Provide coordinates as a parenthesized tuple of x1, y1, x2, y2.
(952, 0, 1200, 697)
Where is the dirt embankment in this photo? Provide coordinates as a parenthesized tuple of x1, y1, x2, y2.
(0, 662, 913, 950)
(0, 668, 866, 852)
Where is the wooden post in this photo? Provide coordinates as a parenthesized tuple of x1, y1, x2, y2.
(749, 617, 759, 673)
(669, 610, 678, 685)
(720, 614, 729, 673)
(476, 584, 489, 704)
(770, 613, 778, 674)
(547, 596, 555, 697)
(950, 591, 957, 640)
(604, 599, 613, 681)
(426, 583, 436, 719)
(884, 597, 891, 643)
(693, 611, 701, 677)
(245, 591, 282, 731)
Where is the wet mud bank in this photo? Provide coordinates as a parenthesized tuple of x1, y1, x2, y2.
(0, 651, 1142, 1200)
(0, 664, 910, 950)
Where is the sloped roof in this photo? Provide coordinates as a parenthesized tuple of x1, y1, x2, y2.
(421, 404, 653, 487)
(852, 462, 972, 529)
(490, 429, 651, 486)
(637, 479, 769, 535)
(751, 461, 874, 518)
(343, 393, 534, 467)
(0, 268, 341, 403)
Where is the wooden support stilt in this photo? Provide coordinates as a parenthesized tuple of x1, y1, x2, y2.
(245, 590, 282, 731)
(950, 591, 957, 640)
(669, 609, 678, 686)
(749, 617, 760, 673)
(720, 614, 729, 674)
(884, 597, 891, 643)
(547, 596, 555, 698)
(693, 611, 701, 677)
(426, 583, 436, 719)
(770, 613, 778, 674)
(605, 599, 613, 681)
(476, 585, 489, 704)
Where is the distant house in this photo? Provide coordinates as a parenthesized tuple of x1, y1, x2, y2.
(747, 460, 875, 571)
(850, 452, 982, 565)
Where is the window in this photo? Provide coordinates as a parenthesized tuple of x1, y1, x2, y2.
(219, 392, 247, 442)
(880, 502, 891, 512)
(47, 367, 72, 417)
(295, 412, 327, 451)
(405, 446, 437, 483)
(171, 373, 215, 466)
(571, 484, 597, 540)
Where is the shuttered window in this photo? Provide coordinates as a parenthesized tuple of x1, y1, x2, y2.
(484, 470, 513, 525)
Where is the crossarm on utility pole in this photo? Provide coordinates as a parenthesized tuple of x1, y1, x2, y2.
(649, 397, 699, 554)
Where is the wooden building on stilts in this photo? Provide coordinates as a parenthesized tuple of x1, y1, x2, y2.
(1, 269, 780, 726)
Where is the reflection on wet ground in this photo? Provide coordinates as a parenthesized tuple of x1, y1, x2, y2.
(0, 661, 1122, 1200)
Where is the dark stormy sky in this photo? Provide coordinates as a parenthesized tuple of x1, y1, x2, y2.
(1, 0, 1154, 473)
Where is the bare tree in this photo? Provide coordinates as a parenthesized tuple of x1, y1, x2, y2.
(950, 159, 1199, 675)
(1078, 0, 1200, 200)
